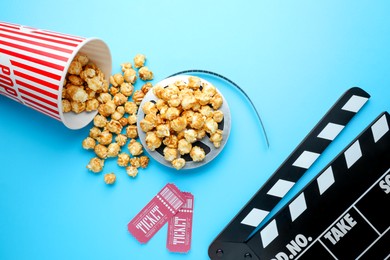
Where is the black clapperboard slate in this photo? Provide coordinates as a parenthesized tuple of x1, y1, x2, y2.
(208, 87, 390, 259)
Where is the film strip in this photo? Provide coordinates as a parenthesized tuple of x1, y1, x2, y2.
(208, 87, 374, 259)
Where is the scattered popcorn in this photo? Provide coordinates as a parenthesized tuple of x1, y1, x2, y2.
(115, 134, 128, 147)
(139, 156, 149, 168)
(94, 144, 108, 159)
(117, 153, 130, 167)
(87, 157, 105, 173)
(104, 173, 116, 184)
(133, 54, 146, 68)
(96, 130, 113, 146)
(82, 137, 96, 150)
(130, 157, 141, 168)
(138, 66, 154, 81)
(93, 114, 108, 128)
(107, 143, 121, 157)
(126, 166, 138, 177)
(106, 120, 123, 135)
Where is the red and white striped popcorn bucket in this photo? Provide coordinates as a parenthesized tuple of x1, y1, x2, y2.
(0, 21, 112, 129)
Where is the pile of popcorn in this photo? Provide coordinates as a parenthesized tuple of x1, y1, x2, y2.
(139, 76, 224, 170)
(69, 53, 154, 185)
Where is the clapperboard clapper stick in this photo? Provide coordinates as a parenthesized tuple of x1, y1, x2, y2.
(208, 87, 373, 259)
(246, 112, 390, 259)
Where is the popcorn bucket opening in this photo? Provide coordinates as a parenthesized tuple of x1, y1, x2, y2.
(59, 38, 112, 129)
(0, 21, 112, 130)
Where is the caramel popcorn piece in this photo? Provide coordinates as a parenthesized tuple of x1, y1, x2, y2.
(68, 60, 83, 75)
(125, 125, 138, 139)
(127, 114, 137, 125)
(124, 101, 138, 115)
(87, 157, 104, 173)
(106, 120, 123, 135)
(68, 75, 84, 86)
(139, 156, 149, 168)
(62, 100, 71, 112)
(86, 99, 99, 112)
(138, 66, 153, 81)
(113, 93, 127, 106)
(115, 134, 128, 147)
(190, 146, 206, 162)
(210, 93, 223, 110)
(184, 129, 197, 143)
(82, 137, 96, 150)
(123, 68, 137, 84)
(96, 130, 113, 145)
(130, 157, 141, 168)
(94, 144, 108, 159)
(117, 153, 130, 167)
(120, 82, 134, 96)
(141, 82, 152, 94)
(163, 147, 178, 162)
(104, 173, 116, 184)
(121, 62, 132, 71)
(156, 124, 170, 138)
(140, 118, 155, 133)
(204, 117, 218, 134)
(128, 139, 143, 156)
(71, 101, 86, 114)
(172, 158, 186, 170)
(170, 116, 187, 132)
(163, 135, 178, 149)
(93, 114, 107, 128)
(107, 143, 121, 157)
(177, 139, 192, 155)
(188, 76, 201, 90)
(134, 54, 146, 68)
(132, 90, 145, 105)
(210, 129, 223, 148)
(66, 85, 88, 103)
(110, 73, 124, 87)
(97, 92, 112, 103)
(126, 166, 138, 177)
(89, 127, 101, 139)
(142, 101, 158, 115)
(145, 131, 162, 151)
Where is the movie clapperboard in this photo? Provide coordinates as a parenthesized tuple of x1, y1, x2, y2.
(208, 87, 390, 260)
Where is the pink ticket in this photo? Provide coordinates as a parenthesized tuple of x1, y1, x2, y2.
(167, 192, 194, 253)
(128, 183, 186, 243)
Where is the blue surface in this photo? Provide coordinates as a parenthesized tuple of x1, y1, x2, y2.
(1, 1, 389, 259)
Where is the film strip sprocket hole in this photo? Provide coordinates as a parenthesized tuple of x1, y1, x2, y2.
(208, 87, 379, 259)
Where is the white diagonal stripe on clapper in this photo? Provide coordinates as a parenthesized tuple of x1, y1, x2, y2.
(260, 219, 278, 248)
(341, 95, 369, 113)
(317, 122, 345, 141)
(241, 208, 269, 227)
(371, 114, 389, 143)
(344, 140, 362, 168)
(292, 151, 320, 169)
(317, 166, 335, 195)
(289, 193, 307, 222)
(267, 179, 295, 198)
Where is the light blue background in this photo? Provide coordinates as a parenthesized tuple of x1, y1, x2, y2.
(0, 1, 389, 259)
